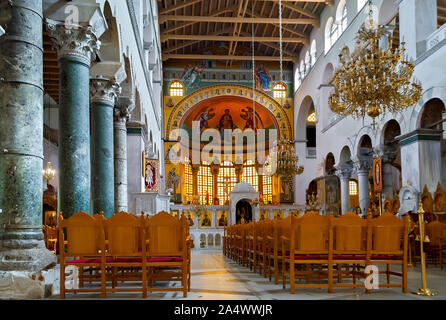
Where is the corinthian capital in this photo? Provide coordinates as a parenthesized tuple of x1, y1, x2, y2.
(335, 165, 353, 180)
(90, 78, 121, 105)
(354, 158, 372, 173)
(114, 97, 135, 123)
(46, 19, 101, 65)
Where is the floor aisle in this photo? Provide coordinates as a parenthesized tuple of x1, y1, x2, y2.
(53, 250, 446, 300)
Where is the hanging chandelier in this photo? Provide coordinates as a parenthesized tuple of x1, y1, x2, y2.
(276, 137, 304, 178)
(328, 0, 422, 129)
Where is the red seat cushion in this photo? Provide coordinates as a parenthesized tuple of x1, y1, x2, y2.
(66, 259, 97, 264)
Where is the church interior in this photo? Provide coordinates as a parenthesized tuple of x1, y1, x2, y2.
(1, 0, 446, 302)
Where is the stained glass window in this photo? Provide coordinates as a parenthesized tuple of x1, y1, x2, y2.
(241, 160, 258, 191)
(273, 82, 287, 99)
(184, 158, 193, 203)
(262, 175, 273, 204)
(349, 180, 358, 196)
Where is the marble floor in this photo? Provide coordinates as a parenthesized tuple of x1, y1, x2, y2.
(52, 250, 446, 300)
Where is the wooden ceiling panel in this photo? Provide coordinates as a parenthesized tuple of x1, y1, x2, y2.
(159, 0, 327, 63)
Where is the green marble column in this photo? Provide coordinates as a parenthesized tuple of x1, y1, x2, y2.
(0, 0, 56, 271)
(90, 79, 120, 217)
(46, 21, 101, 218)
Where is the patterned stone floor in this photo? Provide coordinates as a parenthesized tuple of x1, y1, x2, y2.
(52, 250, 446, 300)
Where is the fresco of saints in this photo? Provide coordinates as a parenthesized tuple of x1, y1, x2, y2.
(218, 108, 234, 138)
(166, 168, 180, 195)
(197, 108, 215, 131)
(201, 213, 211, 227)
(181, 64, 204, 89)
(255, 64, 272, 91)
(241, 107, 256, 131)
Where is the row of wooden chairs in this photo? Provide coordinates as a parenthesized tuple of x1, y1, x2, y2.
(223, 211, 409, 294)
(59, 211, 191, 298)
(425, 220, 446, 269)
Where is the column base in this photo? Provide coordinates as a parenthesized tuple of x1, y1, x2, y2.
(0, 265, 59, 299)
(0, 240, 57, 272)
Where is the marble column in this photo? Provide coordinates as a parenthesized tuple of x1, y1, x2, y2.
(380, 146, 398, 200)
(336, 165, 353, 215)
(355, 158, 372, 216)
(46, 21, 102, 218)
(0, 0, 56, 272)
(210, 162, 220, 205)
(90, 78, 120, 217)
(114, 97, 134, 213)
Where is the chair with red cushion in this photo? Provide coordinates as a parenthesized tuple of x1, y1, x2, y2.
(146, 211, 189, 297)
(366, 211, 409, 293)
(58, 211, 106, 299)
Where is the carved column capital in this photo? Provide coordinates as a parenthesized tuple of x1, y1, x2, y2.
(46, 19, 101, 65)
(354, 157, 372, 174)
(90, 78, 121, 105)
(335, 165, 353, 180)
(114, 97, 135, 123)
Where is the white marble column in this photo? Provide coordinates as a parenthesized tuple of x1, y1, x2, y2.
(336, 165, 353, 214)
(377, 145, 398, 200)
(355, 158, 372, 216)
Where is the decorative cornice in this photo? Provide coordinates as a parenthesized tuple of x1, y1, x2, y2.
(46, 19, 101, 66)
(397, 129, 442, 147)
(90, 78, 121, 105)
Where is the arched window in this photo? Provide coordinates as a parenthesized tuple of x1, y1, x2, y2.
(310, 39, 317, 66)
(217, 161, 236, 205)
(273, 82, 287, 99)
(306, 106, 316, 151)
(169, 80, 184, 97)
(299, 60, 305, 77)
(349, 180, 358, 196)
(294, 69, 301, 90)
(241, 160, 259, 191)
(330, 22, 339, 47)
(325, 17, 334, 54)
(304, 51, 311, 73)
(307, 111, 316, 123)
(184, 158, 193, 203)
(198, 161, 213, 204)
(341, 5, 348, 32)
(358, 0, 367, 12)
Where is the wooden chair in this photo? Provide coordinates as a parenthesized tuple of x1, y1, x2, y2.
(268, 215, 291, 285)
(281, 211, 332, 294)
(332, 211, 367, 290)
(104, 211, 147, 298)
(425, 220, 446, 269)
(255, 219, 270, 277)
(367, 211, 409, 293)
(58, 211, 106, 299)
(146, 211, 188, 297)
(246, 222, 256, 271)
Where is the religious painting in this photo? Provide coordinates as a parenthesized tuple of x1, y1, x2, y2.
(218, 108, 235, 138)
(165, 143, 180, 163)
(373, 157, 383, 194)
(201, 212, 212, 227)
(255, 64, 272, 92)
(197, 107, 216, 131)
(166, 167, 180, 197)
(144, 159, 159, 192)
(217, 211, 228, 227)
(171, 210, 179, 219)
(325, 176, 339, 216)
(274, 211, 284, 220)
(259, 211, 268, 221)
(181, 63, 204, 90)
(44, 211, 57, 227)
(184, 212, 195, 227)
(166, 98, 174, 108)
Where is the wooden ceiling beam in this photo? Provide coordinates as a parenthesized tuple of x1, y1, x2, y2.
(159, 0, 203, 15)
(163, 27, 232, 53)
(161, 34, 306, 43)
(162, 53, 297, 63)
(159, 15, 319, 26)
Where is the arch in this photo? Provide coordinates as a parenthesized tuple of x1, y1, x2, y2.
(169, 80, 184, 97)
(207, 234, 214, 246)
(381, 120, 401, 145)
(339, 146, 352, 165)
(325, 152, 336, 175)
(215, 234, 221, 246)
(357, 134, 374, 158)
(325, 17, 334, 54)
(322, 63, 334, 85)
(296, 95, 316, 140)
(200, 234, 206, 248)
(378, 0, 398, 25)
(418, 98, 446, 130)
(121, 54, 135, 101)
(408, 87, 446, 132)
(166, 84, 293, 140)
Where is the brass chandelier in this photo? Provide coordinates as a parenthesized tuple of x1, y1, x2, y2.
(276, 137, 304, 178)
(328, 1, 422, 129)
